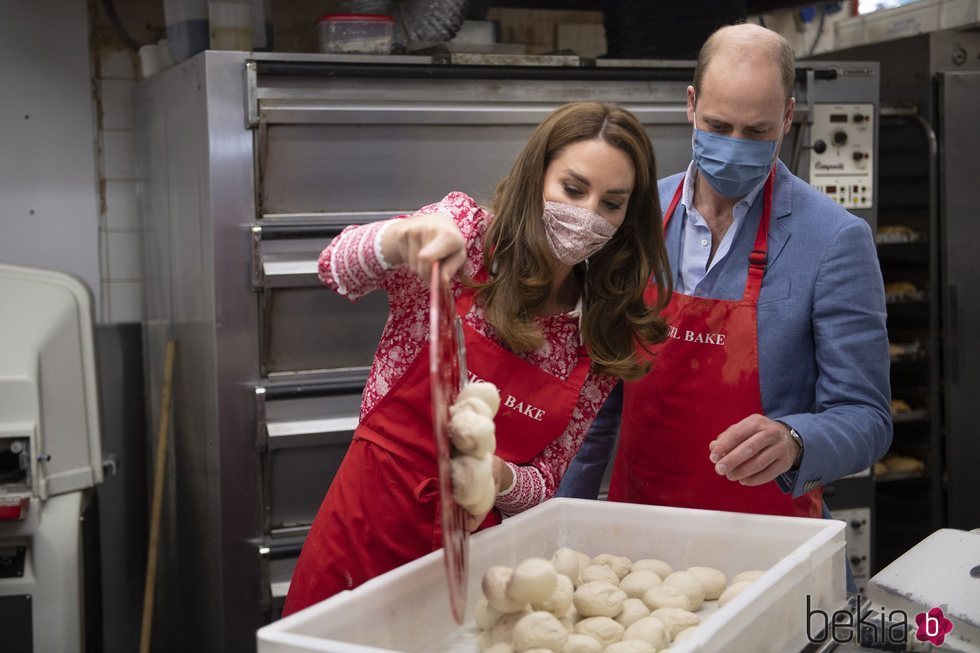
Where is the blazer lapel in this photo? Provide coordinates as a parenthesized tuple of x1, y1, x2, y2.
(766, 162, 794, 270)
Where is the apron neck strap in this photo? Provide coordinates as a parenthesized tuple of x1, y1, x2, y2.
(744, 169, 775, 301)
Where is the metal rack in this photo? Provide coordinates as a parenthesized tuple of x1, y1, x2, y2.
(872, 104, 943, 571)
(819, 29, 980, 572)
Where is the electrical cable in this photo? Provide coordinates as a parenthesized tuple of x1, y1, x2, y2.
(806, 5, 827, 57)
(102, 0, 143, 52)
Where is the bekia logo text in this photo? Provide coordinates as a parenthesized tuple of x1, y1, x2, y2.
(806, 596, 954, 646)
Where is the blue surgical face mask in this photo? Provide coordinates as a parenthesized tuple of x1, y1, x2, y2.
(691, 111, 783, 198)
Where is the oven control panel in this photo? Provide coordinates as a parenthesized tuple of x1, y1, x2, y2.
(809, 103, 874, 210)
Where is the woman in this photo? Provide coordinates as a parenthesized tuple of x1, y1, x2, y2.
(283, 101, 672, 615)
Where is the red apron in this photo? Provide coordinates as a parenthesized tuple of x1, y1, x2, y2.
(283, 282, 592, 615)
(608, 172, 822, 518)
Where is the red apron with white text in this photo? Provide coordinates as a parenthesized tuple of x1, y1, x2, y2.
(283, 282, 591, 615)
(608, 173, 822, 518)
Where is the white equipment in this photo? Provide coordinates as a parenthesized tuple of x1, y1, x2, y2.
(0, 263, 104, 652)
(867, 528, 980, 653)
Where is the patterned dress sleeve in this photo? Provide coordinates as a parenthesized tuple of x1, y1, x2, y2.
(317, 192, 487, 301)
(318, 192, 490, 418)
(495, 371, 617, 515)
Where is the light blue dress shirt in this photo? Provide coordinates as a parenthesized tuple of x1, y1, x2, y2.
(676, 161, 767, 294)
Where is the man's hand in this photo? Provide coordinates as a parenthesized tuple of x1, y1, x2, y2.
(708, 414, 800, 486)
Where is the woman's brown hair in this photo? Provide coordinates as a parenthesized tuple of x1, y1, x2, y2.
(477, 101, 671, 381)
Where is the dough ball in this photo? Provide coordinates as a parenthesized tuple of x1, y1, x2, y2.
(614, 598, 651, 629)
(578, 564, 620, 586)
(718, 581, 753, 607)
(523, 650, 554, 653)
(475, 595, 503, 630)
(619, 570, 662, 599)
(508, 558, 559, 605)
(491, 610, 532, 645)
(459, 381, 501, 415)
(686, 567, 726, 601)
(450, 396, 494, 419)
(573, 616, 625, 648)
(630, 559, 673, 580)
(592, 554, 632, 580)
(622, 616, 669, 650)
(452, 453, 493, 507)
(732, 570, 765, 584)
(573, 580, 627, 618)
(449, 411, 496, 458)
(561, 633, 602, 653)
(604, 641, 655, 653)
(479, 630, 495, 651)
(641, 585, 693, 612)
(512, 611, 568, 653)
(558, 615, 575, 633)
(461, 474, 496, 516)
(533, 573, 574, 616)
(551, 547, 582, 582)
(574, 552, 593, 577)
(649, 608, 699, 640)
(483, 567, 528, 614)
(485, 644, 513, 653)
(662, 571, 705, 611)
(566, 607, 581, 624)
(672, 627, 697, 644)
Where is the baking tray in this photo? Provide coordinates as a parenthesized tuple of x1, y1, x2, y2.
(258, 499, 846, 652)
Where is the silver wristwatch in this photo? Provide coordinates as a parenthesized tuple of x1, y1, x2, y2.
(788, 427, 804, 470)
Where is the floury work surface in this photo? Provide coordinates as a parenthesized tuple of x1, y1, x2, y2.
(257, 499, 847, 652)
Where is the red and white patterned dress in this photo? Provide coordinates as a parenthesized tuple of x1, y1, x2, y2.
(319, 192, 617, 514)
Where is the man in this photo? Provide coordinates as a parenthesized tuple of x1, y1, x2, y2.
(558, 24, 891, 523)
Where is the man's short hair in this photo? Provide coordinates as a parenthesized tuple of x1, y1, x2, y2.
(693, 24, 796, 102)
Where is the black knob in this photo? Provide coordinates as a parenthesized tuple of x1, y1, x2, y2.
(833, 131, 848, 146)
(853, 113, 865, 123)
(850, 555, 865, 566)
(853, 151, 865, 162)
(850, 519, 863, 529)
(813, 139, 827, 154)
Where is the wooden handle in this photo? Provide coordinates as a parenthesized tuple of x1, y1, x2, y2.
(140, 339, 177, 653)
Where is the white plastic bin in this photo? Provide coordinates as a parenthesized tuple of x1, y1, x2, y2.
(258, 499, 846, 652)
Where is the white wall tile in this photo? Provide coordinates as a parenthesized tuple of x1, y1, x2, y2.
(106, 230, 143, 280)
(100, 79, 135, 130)
(102, 130, 138, 180)
(100, 48, 138, 80)
(107, 280, 144, 323)
(105, 180, 141, 230)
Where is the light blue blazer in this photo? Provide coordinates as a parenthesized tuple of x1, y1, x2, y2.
(558, 160, 893, 500)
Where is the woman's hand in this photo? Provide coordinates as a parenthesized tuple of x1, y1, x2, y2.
(382, 212, 467, 284)
(462, 455, 513, 532)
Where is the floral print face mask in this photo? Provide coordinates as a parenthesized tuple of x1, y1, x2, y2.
(541, 201, 618, 266)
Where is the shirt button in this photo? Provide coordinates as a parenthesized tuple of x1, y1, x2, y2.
(700, 239, 709, 247)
